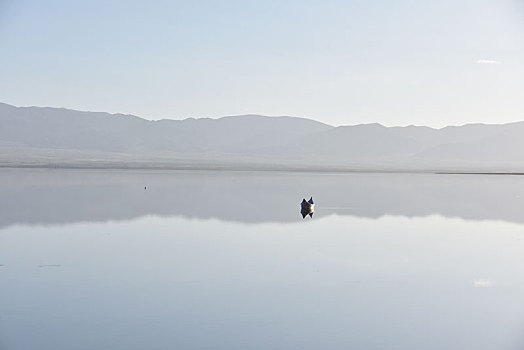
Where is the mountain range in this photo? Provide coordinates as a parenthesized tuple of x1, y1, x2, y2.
(1, 102, 523, 172)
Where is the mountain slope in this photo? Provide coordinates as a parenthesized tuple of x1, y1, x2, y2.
(1, 102, 524, 171)
(0, 103, 332, 154)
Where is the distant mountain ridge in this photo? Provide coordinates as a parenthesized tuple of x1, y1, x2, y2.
(1, 102, 523, 171)
(0, 103, 331, 153)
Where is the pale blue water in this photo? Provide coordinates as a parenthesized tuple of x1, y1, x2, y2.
(1, 169, 524, 349)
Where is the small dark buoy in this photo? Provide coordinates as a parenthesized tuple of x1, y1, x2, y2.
(144, 186, 147, 190)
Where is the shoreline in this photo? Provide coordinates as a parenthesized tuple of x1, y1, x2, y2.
(1, 163, 524, 175)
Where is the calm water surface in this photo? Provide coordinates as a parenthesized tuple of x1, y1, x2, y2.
(1, 169, 524, 349)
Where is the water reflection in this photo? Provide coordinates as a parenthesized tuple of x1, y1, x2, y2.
(2, 215, 524, 350)
(1, 168, 524, 227)
(2, 169, 524, 350)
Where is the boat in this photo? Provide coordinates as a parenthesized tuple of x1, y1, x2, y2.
(300, 197, 314, 218)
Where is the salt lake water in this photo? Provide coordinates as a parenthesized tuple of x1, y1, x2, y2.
(1, 169, 524, 349)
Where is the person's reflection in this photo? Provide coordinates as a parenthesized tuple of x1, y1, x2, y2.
(300, 197, 314, 219)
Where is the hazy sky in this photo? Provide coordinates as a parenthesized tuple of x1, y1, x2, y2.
(0, 0, 523, 127)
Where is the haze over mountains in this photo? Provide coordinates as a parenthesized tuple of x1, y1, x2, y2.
(1, 102, 523, 172)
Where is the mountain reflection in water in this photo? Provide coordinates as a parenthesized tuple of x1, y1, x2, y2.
(1, 168, 524, 227)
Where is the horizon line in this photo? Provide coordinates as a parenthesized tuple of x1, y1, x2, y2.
(1, 101, 523, 131)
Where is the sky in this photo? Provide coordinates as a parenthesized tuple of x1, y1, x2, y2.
(0, 0, 523, 127)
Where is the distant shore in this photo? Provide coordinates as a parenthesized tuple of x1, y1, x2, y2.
(2, 162, 524, 175)
(436, 172, 524, 176)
